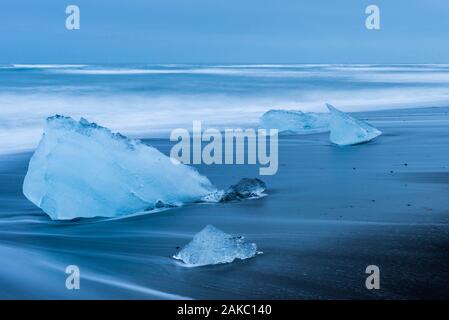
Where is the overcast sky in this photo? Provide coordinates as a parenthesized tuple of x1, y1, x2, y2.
(1, 0, 448, 63)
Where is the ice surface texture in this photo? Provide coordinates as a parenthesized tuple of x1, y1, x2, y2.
(23, 115, 216, 220)
(173, 225, 259, 266)
(220, 178, 266, 202)
(327, 104, 382, 146)
(259, 109, 330, 134)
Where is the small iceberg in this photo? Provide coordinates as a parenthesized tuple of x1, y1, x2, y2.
(327, 104, 382, 146)
(23, 115, 216, 220)
(220, 178, 266, 202)
(173, 225, 260, 266)
(259, 109, 330, 134)
(200, 178, 267, 203)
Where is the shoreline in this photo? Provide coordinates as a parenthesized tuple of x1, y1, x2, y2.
(1, 105, 449, 299)
(2, 105, 449, 157)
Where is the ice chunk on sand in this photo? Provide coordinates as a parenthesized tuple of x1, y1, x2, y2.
(220, 178, 266, 202)
(173, 225, 260, 266)
(327, 104, 382, 146)
(259, 109, 330, 134)
(200, 178, 267, 203)
(23, 115, 216, 220)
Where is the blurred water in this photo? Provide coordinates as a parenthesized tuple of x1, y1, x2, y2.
(1, 108, 449, 299)
(3, 64, 449, 154)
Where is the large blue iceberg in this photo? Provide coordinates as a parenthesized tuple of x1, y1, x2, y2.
(327, 104, 382, 146)
(259, 109, 330, 134)
(173, 225, 260, 266)
(23, 116, 217, 220)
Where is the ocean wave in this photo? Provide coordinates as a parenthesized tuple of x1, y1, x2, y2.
(43, 65, 449, 83)
(51, 67, 317, 77)
(10, 64, 87, 69)
(2, 85, 449, 155)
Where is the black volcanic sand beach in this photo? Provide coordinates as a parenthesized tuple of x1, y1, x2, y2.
(0, 107, 449, 299)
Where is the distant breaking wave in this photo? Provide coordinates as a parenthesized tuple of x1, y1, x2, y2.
(41, 65, 449, 83)
(50, 67, 316, 77)
(1, 64, 87, 69)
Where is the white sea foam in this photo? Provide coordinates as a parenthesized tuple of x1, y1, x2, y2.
(51, 67, 316, 77)
(2, 64, 449, 155)
(350, 71, 449, 83)
(2, 85, 449, 155)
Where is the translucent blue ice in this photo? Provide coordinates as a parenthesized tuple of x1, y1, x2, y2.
(259, 109, 330, 134)
(173, 225, 260, 266)
(22, 115, 216, 220)
(220, 178, 266, 202)
(326, 104, 382, 146)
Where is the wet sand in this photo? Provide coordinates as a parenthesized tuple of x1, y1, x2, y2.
(1, 107, 449, 299)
